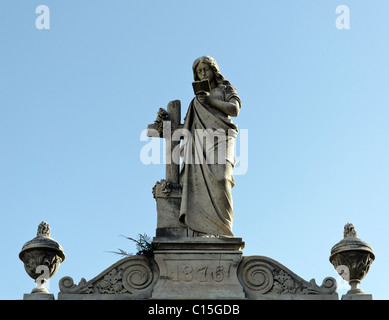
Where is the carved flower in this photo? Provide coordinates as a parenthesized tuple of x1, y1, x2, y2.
(112, 281, 124, 293)
(107, 268, 122, 284)
(272, 282, 283, 294)
(271, 270, 298, 294)
(284, 279, 296, 293)
(96, 268, 126, 294)
(98, 279, 111, 290)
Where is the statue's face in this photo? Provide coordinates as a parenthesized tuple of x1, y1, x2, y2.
(196, 61, 214, 83)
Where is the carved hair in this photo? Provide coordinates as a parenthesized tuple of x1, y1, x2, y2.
(192, 56, 226, 83)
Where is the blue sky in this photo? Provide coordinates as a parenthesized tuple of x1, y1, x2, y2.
(1, 1, 388, 300)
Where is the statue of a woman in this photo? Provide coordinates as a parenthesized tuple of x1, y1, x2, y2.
(179, 56, 241, 237)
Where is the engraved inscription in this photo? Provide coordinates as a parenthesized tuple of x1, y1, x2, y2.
(170, 264, 231, 283)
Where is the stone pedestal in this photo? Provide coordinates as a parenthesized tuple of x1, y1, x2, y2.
(151, 237, 245, 299)
(341, 294, 373, 300)
(23, 293, 55, 300)
(152, 180, 187, 238)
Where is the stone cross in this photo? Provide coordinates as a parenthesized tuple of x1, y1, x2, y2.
(146, 100, 182, 185)
(147, 100, 185, 238)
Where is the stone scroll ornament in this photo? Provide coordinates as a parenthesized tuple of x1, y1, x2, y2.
(237, 256, 337, 298)
(58, 256, 159, 299)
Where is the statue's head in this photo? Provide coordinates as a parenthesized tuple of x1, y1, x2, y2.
(192, 56, 227, 85)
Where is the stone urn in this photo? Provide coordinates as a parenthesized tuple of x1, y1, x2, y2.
(19, 221, 65, 294)
(329, 223, 374, 296)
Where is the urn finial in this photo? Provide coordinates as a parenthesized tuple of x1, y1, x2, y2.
(37, 221, 51, 237)
(343, 222, 357, 238)
(330, 223, 374, 299)
(19, 221, 65, 298)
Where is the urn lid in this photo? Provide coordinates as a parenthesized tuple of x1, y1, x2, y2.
(19, 221, 65, 262)
(330, 223, 374, 261)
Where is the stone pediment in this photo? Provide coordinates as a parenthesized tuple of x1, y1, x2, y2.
(58, 238, 338, 300)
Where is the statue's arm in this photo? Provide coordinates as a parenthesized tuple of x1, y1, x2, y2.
(198, 94, 240, 117)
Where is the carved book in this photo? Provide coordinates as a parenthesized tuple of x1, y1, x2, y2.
(192, 80, 211, 95)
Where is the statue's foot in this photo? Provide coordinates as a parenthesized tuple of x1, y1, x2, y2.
(197, 233, 217, 238)
(186, 228, 219, 238)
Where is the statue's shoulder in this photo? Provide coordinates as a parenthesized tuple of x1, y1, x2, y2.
(218, 82, 240, 106)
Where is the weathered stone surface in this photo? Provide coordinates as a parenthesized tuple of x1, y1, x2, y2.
(152, 180, 186, 238)
(51, 57, 345, 301)
(57, 238, 338, 300)
(151, 237, 246, 299)
(341, 293, 372, 300)
(19, 221, 65, 298)
(23, 293, 55, 300)
(58, 255, 158, 300)
(153, 236, 245, 251)
(238, 256, 338, 300)
(330, 223, 374, 298)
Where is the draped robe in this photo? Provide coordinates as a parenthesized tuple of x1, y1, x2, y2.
(179, 86, 240, 237)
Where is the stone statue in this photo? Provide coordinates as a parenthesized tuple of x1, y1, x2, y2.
(57, 57, 343, 301)
(178, 56, 241, 237)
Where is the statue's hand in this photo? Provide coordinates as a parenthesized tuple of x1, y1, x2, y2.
(197, 92, 212, 105)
